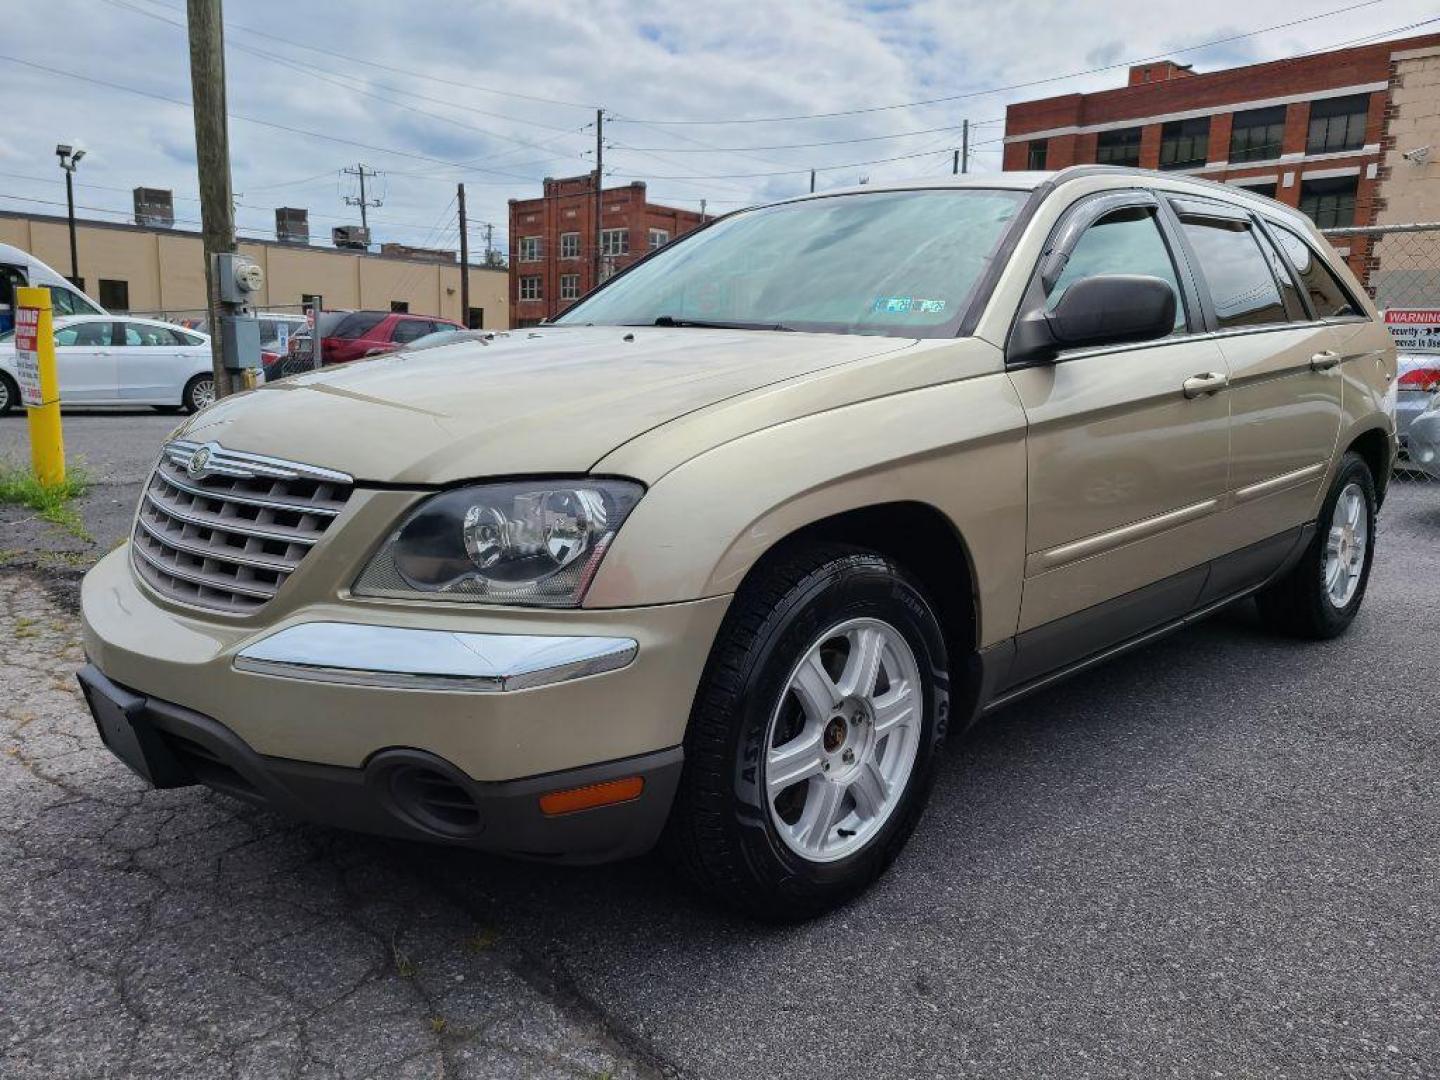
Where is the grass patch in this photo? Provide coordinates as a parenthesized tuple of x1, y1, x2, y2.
(0, 464, 90, 540)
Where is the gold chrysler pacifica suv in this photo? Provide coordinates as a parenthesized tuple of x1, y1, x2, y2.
(79, 167, 1397, 920)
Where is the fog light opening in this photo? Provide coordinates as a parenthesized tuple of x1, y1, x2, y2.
(387, 764, 484, 837)
(539, 776, 644, 816)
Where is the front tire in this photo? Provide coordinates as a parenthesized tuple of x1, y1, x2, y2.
(663, 544, 949, 921)
(1256, 451, 1377, 638)
(0, 372, 17, 417)
(182, 373, 215, 414)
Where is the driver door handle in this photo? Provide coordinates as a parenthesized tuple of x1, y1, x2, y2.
(1182, 371, 1229, 398)
(1310, 349, 1342, 371)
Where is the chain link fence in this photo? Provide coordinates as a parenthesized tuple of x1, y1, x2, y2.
(1323, 223, 1440, 482)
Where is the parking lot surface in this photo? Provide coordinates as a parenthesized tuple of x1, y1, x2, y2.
(1, 412, 1437, 1078)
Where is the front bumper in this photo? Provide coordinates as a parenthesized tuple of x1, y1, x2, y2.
(80, 546, 731, 858)
(76, 664, 682, 863)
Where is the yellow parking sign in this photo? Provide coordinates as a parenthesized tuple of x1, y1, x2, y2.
(16, 286, 65, 485)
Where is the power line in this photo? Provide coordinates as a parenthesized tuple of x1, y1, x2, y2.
(610, 121, 974, 153)
(112, 0, 596, 111)
(99, 0, 598, 165)
(0, 53, 561, 186)
(611, 0, 1391, 125)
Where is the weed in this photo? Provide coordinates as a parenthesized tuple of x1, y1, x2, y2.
(0, 464, 91, 540)
(391, 934, 417, 979)
(463, 927, 499, 953)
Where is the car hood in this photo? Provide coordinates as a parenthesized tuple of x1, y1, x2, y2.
(176, 325, 916, 484)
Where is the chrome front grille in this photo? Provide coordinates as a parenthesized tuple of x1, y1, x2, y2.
(131, 440, 353, 614)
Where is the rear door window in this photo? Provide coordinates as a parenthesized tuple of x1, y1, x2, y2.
(1271, 225, 1362, 319)
(391, 318, 431, 344)
(330, 311, 387, 339)
(1176, 213, 1289, 329)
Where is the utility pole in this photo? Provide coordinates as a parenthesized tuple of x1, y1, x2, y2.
(952, 150, 959, 176)
(457, 183, 470, 327)
(961, 119, 970, 174)
(483, 222, 494, 266)
(343, 163, 381, 243)
(54, 144, 84, 286)
(593, 109, 604, 287)
(186, 0, 239, 399)
(809, 169, 816, 193)
(699, 199, 706, 223)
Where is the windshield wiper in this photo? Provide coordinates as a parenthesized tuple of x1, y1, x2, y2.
(647, 315, 796, 332)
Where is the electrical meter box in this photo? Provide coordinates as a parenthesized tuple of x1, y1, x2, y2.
(220, 314, 262, 371)
(214, 252, 264, 304)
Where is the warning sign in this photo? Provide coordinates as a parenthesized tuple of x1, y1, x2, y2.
(14, 304, 42, 407)
(1384, 308, 1440, 353)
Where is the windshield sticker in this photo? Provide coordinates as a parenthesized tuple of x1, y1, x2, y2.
(872, 296, 946, 315)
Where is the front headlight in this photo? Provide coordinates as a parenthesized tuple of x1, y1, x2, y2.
(353, 479, 644, 607)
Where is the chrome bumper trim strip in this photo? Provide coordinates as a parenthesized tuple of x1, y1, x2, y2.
(233, 622, 638, 692)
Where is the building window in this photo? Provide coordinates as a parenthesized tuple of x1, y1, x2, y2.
(467, 307, 485, 329)
(600, 228, 629, 257)
(1229, 105, 1286, 163)
(98, 279, 130, 312)
(519, 236, 542, 262)
(560, 232, 580, 259)
(1299, 175, 1359, 228)
(1307, 95, 1369, 155)
(1026, 140, 1048, 170)
(1159, 117, 1210, 170)
(390, 300, 409, 313)
(519, 275, 542, 301)
(560, 273, 580, 300)
(1231, 181, 1277, 200)
(1095, 127, 1142, 167)
(648, 228, 670, 251)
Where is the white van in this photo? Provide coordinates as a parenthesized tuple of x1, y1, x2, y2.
(0, 243, 106, 334)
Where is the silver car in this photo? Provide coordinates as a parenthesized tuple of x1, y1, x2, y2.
(1397, 351, 1440, 455)
(1406, 391, 1440, 476)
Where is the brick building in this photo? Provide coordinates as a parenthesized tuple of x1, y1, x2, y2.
(1003, 32, 1440, 277)
(508, 176, 704, 327)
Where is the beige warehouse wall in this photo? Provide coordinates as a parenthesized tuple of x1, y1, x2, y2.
(0, 212, 508, 327)
(1379, 45, 1440, 224)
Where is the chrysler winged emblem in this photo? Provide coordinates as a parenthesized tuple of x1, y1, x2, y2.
(186, 444, 213, 480)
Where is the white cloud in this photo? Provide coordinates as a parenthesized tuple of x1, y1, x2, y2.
(1, 0, 1433, 255)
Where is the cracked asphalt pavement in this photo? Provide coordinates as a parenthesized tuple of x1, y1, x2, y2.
(2, 419, 1438, 1076)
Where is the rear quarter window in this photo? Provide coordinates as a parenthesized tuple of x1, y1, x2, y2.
(1271, 225, 1362, 319)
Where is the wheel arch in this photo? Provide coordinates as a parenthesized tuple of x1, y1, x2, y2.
(1346, 425, 1394, 508)
(732, 500, 980, 670)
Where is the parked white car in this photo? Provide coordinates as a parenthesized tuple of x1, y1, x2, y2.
(0, 315, 214, 416)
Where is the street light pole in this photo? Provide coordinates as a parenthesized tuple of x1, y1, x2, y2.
(55, 144, 85, 287)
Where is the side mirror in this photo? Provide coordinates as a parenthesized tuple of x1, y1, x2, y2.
(1010, 274, 1177, 365)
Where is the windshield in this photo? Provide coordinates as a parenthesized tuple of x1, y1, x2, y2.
(555, 188, 1028, 338)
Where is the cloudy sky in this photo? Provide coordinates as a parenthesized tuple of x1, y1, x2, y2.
(2, 0, 1436, 260)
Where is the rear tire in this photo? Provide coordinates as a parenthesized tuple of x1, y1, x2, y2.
(1256, 452, 1377, 639)
(662, 543, 950, 921)
(182, 374, 215, 414)
(0, 372, 17, 417)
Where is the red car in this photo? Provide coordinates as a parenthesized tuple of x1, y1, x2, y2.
(317, 310, 465, 365)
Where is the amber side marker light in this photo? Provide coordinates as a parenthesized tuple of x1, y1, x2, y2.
(539, 776, 644, 816)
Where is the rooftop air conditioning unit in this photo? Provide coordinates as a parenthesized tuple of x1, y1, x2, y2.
(332, 225, 370, 250)
(276, 207, 309, 243)
(133, 187, 175, 228)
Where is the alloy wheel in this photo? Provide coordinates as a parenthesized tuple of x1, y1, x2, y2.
(191, 378, 216, 411)
(1323, 481, 1369, 608)
(764, 617, 923, 863)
